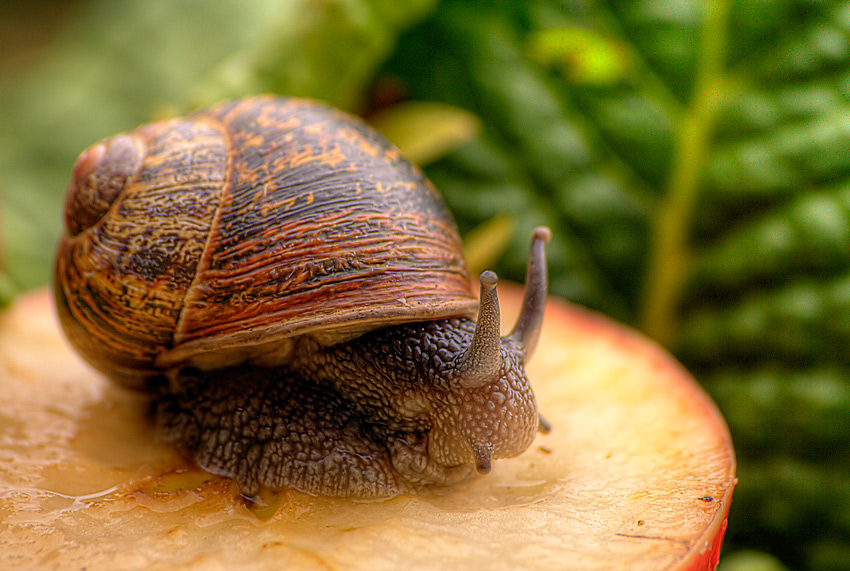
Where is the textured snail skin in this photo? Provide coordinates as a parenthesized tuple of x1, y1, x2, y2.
(55, 95, 547, 498)
(158, 319, 538, 497)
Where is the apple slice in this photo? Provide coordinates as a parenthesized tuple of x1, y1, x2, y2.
(0, 287, 735, 570)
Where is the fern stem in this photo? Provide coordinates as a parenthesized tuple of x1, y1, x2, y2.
(639, 0, 730, 346)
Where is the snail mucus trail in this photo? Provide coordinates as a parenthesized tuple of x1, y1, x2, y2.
(54, 95, 552, 499)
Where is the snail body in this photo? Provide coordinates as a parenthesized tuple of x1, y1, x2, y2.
(55, 95, 551, 498)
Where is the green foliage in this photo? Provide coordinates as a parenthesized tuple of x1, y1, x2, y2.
(380, 1, 850, 569)
(718, 550, 791, 571)
(1, 0, 848, 569)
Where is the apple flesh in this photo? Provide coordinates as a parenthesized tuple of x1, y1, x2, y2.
(0, 287, 735, 570)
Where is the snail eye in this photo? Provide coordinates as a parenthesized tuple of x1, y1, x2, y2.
(64, 134, 143, 236)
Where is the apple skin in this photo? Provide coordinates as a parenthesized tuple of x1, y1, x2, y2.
(0, 287, 735, 570)
(501, 284, 735, 571)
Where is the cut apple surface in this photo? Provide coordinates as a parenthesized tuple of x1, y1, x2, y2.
(0, 288, 735, 571)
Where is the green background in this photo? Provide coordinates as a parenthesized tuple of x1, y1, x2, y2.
(2, 1, 848, 569)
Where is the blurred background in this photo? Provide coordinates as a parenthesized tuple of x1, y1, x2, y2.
(1, 1, 848, 569)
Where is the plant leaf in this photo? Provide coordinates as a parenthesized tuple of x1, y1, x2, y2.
(381, 1, 850, 568)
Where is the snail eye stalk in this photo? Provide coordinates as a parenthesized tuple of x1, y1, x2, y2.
(455, 271, 501, 389)
(508, 227, 551, 361)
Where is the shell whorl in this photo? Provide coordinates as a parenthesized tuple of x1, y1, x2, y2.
(55, 96, 477, 389)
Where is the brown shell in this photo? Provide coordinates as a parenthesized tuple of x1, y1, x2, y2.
(54, 96, 477, 390)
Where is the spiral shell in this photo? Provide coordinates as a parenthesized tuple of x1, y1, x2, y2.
(55, 96, 477, 389)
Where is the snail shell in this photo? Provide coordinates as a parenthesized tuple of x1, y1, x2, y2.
(55, 96, 477, 389)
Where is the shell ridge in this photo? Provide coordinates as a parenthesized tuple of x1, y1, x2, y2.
(140, 96, 474, 369)
(172, 113, 233, 349)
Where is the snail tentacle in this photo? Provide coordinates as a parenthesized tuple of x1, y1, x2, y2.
(538, 413, 552, 434)
(455, 271, 502, 388)
(508, 227, 551, 361)
(471, 441, 494, 474)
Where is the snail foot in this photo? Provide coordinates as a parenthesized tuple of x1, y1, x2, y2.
(155, 365, 406, 498)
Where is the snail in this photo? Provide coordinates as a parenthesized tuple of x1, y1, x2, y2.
(54, 95, 551, 498)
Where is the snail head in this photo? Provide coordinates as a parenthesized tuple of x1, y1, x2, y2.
(427, 227, 551, 474)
